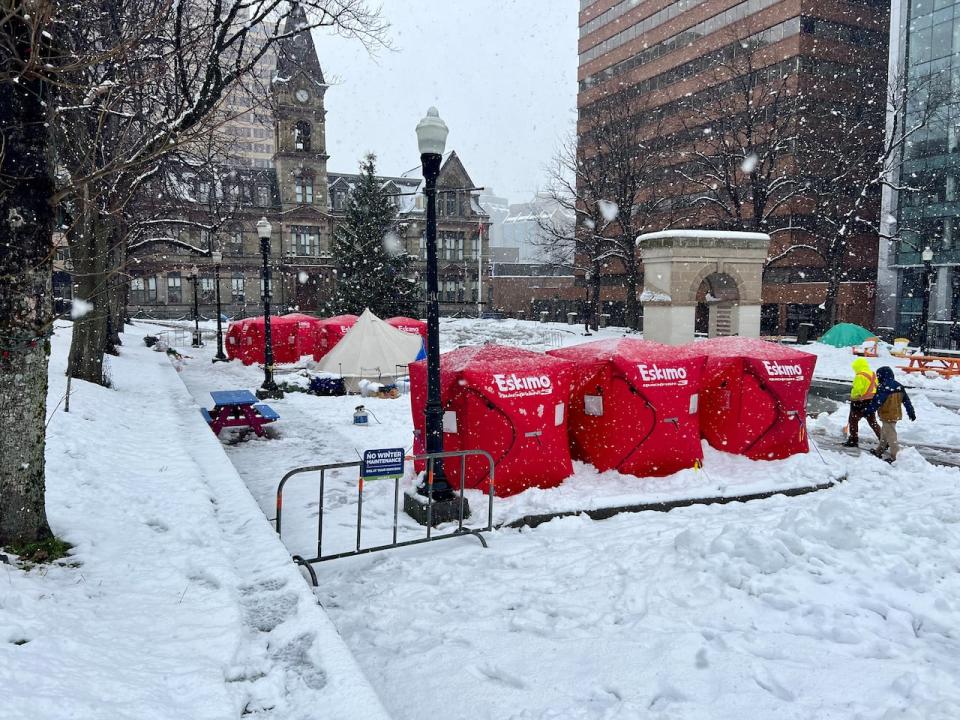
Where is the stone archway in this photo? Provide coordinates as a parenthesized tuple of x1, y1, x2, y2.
(636, 230, 770, 345)
(695, 272, 740, 337)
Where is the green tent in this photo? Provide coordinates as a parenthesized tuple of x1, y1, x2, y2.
(819, 322, 875, 348)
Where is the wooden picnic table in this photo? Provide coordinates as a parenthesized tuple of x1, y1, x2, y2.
(898, 354, 960, 379)
(201, 389, 280, 437)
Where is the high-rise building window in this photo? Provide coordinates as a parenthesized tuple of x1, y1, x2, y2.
(294, 227, 319, 256)
(257, 186, 270, 206)
(167, 273, 182, 303)
(130, 277, 145, 304)
(229, 229, 244, 256)
(200, 276, 216, 303)
(295, 176, 314, 204)
(231, 276, 245, 303)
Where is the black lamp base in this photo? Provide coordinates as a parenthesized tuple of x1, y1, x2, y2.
(403, 489, 470, 526)
(256, 385, 284, 400)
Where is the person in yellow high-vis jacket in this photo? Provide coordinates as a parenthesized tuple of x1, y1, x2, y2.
(843, 357, 881, 447)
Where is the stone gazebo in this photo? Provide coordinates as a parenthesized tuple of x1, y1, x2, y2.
(636, 230, 771, 345)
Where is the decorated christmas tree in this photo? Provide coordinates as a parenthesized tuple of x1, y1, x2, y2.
(328, 154, 421, 317)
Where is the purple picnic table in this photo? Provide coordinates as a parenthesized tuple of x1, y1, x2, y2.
(201, 390, 279, 437)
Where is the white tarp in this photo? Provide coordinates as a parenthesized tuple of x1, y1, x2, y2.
(315, 307, 424, 391)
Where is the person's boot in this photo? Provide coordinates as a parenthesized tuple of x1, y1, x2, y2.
(842, 438, 858, 448)
(870, 447, 884, 458)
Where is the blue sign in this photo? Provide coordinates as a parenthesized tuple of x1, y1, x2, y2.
(362, 447, 406, 480)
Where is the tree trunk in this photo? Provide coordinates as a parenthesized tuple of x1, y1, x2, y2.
(0, 8, 55, 546)
(590, 258, 602, 331)
(67, 209, 111, 385)
(623, 251, 640, 331)
(105, 235, 125, 354)
(823, 248, 843, 330)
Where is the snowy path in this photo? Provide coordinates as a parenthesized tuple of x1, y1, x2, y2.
(2, 323, 389, 720)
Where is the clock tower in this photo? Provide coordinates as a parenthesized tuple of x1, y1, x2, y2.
(271, 3, 333, 311)
(272, 3, 330, 211)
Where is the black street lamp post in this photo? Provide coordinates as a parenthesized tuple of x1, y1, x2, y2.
(920, 245, 934, 354)
(417, 108, 453, 500)
(190, 264, 203, 348)
(404, 108, 468, 524)
(256, 217, 283, 400)
(212, 250, 227, 362)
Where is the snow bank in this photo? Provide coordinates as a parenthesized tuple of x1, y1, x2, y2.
(0, 323, 389, 720)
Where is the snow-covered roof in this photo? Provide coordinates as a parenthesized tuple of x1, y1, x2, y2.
(637, 229, 771, 244)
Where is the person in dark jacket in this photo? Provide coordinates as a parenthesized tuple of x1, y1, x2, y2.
(865, 366, 916, 461)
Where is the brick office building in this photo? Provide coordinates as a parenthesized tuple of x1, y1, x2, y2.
(577, 0, 889, 335)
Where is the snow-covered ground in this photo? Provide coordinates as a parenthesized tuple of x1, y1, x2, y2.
(164, 316, 960, 718)
(2, 322, 389, 720)
(7, 316, 960, 719)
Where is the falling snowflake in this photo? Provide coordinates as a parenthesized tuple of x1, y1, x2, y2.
(382, 231, 403, 257)
(71, 298, 93, 319)
(740, 153, 759, 173)
(598, 200, 619, 223)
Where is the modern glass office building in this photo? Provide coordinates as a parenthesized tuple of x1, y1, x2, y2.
(879, 0, 960, 341)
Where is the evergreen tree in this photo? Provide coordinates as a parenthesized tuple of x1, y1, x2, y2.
(329, 154, 421, 317)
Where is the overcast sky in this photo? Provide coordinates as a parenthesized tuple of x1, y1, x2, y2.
(316, 2, 579, 204)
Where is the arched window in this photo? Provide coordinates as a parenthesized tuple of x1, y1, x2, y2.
(294, 121, 311, 152)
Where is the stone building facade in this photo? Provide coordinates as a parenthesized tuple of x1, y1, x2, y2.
(125, 6, 489, 321)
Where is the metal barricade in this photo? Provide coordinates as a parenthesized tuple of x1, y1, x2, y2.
(275, 449, 495, 569)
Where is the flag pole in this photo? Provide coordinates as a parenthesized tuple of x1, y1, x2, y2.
(477, 218, 483, 318)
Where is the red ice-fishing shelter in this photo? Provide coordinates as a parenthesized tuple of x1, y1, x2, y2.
(386, 316, 428, 347)
(283, 313, 323, 359)
(548, 339, 706, 477)
(312, 314, 358, 361)
(225, 318, 251, 363)
(409, 345, 576, 497)
(225, 316, 301, 365)
(693, 337, 816, 460)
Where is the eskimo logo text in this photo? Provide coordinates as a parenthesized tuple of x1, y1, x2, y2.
(763, 360, 803, 380)
(493, 373, 553, 397)
(637, 364, 688, 386)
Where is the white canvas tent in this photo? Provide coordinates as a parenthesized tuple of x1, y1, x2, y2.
(315, 308, 424, 392)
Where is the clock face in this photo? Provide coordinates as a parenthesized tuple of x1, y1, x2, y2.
(295, 89, 309, 103)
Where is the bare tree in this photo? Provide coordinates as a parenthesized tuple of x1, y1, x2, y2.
(538, 99, 680, 330)
(0, 0, 385, 547)
(675, 32, 806, 234)
(0, 0, 58, 546)
(536, 136, 606, 331)
(795, 69, 957, 326)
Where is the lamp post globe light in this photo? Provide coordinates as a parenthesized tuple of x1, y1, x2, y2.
(256, 217, 283, 400)
(920, 245, 935, 354)
(190, 264, 203, 348)
(403, 107, 469, 525)
(211, 250, 227, 362)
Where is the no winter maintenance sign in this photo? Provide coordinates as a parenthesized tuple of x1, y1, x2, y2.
(361, 448, 405, 480)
